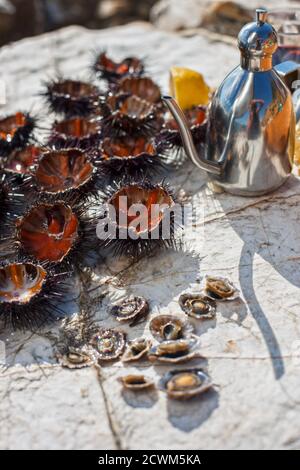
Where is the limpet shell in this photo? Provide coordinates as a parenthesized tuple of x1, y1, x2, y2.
(110, 296, 149, 326)
(204, 275, 239, 301)
(122, 337, 151, 363)
(56, 347, 94, 369)
(90, 328, 126, 362)
(118, 374, 154, 391)
(179, 293, 216, 320)
(149, 314, 194, 342)
(159, 369, 212, 400)
(148, 337, 199, 364)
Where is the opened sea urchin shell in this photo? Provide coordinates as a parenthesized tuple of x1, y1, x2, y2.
(159, 369, 212, 400)
(100, 181, 177, 258)
(149, 314, 194, 342)
(118, 374, 154, 391)
(90, 328, 126, 362)
(110, 296, 149, 326)
(116, 77, 161, 104)
(49, 117, 101, 150)
(100, 94, 163, 138)
(204, 275, 239, 301)
(99, 135, 165, 178)
(93, 52, 144, 83)
(0, 262, 70, 329)
(0, 262, 46, 304)
(4, 145, 42, 175)
(0, 173, 33, 238)
(43, 79, 100, 117)
(0, 112, 35, 156)
(122, 337, 151, 362)
(148, 338, 199, 364)
(179, 293, 216, 320)
(34, 148, 96, 196)
(16, 202, 79, 263)
(109, 184, 174, 233)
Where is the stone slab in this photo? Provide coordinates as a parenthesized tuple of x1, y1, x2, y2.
(0, 23, 300, 450)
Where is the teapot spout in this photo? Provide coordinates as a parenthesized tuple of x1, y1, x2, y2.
(162, 96, 222, 175)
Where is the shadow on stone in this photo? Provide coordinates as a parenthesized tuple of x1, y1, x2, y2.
(211, 177, 300, 380)
(167, 388, 219, 433)
(189, 316, 217, 337)
(0, 277, 80, 367)
(185, 297, 248, 339)
(121, 388, 159, 409)
(217, 297, 248, 326)
(238, 244, 285, 380)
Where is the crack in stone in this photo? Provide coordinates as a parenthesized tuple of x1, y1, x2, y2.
(94, 365, 123, 450)
(203, 192, 300, 225)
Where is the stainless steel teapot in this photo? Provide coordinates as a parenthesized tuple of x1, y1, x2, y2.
(163, 8, 300, 196)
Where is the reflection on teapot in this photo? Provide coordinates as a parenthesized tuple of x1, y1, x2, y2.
(163, 9, 300, 196)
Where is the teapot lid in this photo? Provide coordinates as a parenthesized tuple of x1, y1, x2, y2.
(238, 9, 278, 71)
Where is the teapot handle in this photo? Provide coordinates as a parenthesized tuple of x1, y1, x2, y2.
(275, 61, 300, 93)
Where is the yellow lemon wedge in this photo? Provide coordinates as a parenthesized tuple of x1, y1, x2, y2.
(294, 122, 300, 174)
(169, 67, 210, 110)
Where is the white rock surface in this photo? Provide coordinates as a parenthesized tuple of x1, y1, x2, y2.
(150, 0, 299, 32)
(150, 0, 204, 31)
(0, 22, 300, 450)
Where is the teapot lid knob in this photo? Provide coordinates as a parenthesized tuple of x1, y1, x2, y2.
(256, 8, 268, 24)
(238, 8, 278, 71)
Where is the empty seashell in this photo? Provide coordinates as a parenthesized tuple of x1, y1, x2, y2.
(149, 314, 194, 342)
(148, 338, 199, 364)
(204, 275, 239, 301)
(56, 347, 94, 369)
(179, 293, 216, 320)
(159, 369, 212, 399)
(90, 328, 126, 362)
(110, 296, 149, 326)
(118, 374, 154, 391)
(122, 337, 151, 362)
